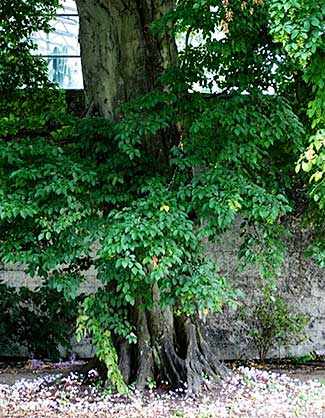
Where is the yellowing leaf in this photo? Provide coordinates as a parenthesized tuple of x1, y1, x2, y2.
(160, 204, 170, 212)
(310, 171, 323, 182)
(305, 148, 315, 161)
(228, 200, 242, 210)
(301, 161, 312, 172)
(152, 256, 159, 267)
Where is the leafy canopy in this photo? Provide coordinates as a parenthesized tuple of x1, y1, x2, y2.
(0, 0, 59, 90)
(0, 0, 323, 389)
(270, 0, 325, 265)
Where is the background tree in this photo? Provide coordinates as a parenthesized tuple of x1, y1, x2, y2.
(0, 0, 59, 91)
(0, 0, 321, 393)
(270, 0, 325, 266)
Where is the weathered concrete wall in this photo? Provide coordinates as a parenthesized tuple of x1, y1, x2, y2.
(0, 227, 324, 360)
(208, 226, 325, 360)
(0, 263, 39, 289)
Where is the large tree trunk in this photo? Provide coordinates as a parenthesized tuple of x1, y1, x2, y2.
(132, 287, 228, 393)
(76, 0, 176, 118)
(75, 0, 226, 393)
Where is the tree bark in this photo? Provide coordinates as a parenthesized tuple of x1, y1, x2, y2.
(134, 286, 228, 393)
(76, 0, 176, 118)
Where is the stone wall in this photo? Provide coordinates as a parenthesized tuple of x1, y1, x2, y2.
(207, 226, 325, 360)
(0, 227, 324, 360)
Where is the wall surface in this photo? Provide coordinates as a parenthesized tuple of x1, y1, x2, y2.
(207, 225, 325, 360)
(0, 226, 324, 360)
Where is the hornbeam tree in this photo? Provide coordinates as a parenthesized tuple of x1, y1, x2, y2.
(0, 0, 319, 393)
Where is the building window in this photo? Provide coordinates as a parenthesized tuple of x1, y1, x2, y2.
(32, 0, 83, 89)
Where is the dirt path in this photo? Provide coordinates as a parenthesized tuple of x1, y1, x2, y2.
(0, 360, 83, 385)
(0, 365, 324, 417)
(284, 368, 325, 383)
(0, 369, 60, 385)
(1, 362, 325, 385)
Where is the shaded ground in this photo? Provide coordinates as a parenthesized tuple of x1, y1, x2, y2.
(0, 359, 84, 386)
(0, 361, 324, 417)
(226, 359, 325, 384)
(280, 368, 325, 384)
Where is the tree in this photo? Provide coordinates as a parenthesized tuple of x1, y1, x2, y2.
(0, 0, 59, 91)
(269, 0, 325, 266)
(0, 0, 320, 393)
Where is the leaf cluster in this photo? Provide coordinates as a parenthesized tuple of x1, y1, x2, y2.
(0, 0, 60, 91)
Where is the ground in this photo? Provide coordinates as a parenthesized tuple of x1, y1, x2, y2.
(0, 360, 324, 417)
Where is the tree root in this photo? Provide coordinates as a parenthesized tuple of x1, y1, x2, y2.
(184, 318, 229, 395)
(135, 308, 154, 390)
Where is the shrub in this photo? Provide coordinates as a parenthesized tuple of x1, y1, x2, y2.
(240, 285, 309, 361)
(0, 283, 79, 360)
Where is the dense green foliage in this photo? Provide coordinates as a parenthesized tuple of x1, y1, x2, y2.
(0, 0, 323, 390)
(0, 284, 78, 359)
(270, 0, 325, 265)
